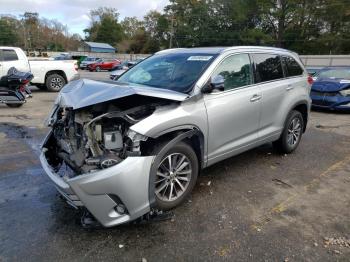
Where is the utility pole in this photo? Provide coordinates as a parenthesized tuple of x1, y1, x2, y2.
(169, 15, 175, 49)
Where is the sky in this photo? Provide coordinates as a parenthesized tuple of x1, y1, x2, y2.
(0, 0, 169, 36)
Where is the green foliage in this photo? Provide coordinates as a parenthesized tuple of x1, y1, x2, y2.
(0, 18, 18, 45)
(1, 1, 349, 54)
(84, 7, 123, 47)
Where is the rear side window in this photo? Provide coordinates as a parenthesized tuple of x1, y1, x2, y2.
(252, 54, 283, 83)
(282, 56, 304, 77)
(2, 49, 18, 61)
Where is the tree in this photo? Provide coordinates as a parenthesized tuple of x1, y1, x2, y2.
(0, 17, 19, 46)
(84, 7, 123, 47)
(121, 17, 143, 39)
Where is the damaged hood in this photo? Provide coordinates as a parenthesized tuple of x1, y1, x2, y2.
(312, 78, 350, 92)
(57, 79, 189, 109)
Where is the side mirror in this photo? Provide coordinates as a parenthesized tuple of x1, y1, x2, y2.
(202, 75, 225, 93)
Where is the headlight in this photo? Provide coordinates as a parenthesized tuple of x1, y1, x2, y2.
(340, 89, 350, 96)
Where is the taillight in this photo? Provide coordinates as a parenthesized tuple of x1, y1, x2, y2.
(307, 76, 314, 85)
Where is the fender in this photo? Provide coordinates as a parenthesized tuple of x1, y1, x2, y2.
(148, 129, 204, 208)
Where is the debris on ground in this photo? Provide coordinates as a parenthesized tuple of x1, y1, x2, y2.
(119, 244, 124, 248)
(324, 237, 350, 248)
(141, 258, 147, 262)
(272, 178, 293, 188)
(207, 181, 211, 186)
(135, 209, 174, 224)
(333, 250, 341, 255)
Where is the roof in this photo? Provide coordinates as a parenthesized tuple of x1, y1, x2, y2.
(84, 42, 115, 50)
(156, 46, 295, 55)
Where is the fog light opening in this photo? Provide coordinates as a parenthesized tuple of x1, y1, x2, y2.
(114, 204, 127, 215)
(109, 194, 129, 215)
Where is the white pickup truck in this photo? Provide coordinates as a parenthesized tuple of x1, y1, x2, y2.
(0, 47, 79, 92)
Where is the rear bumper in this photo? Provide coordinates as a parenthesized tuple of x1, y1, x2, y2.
(40, 133, 155, 227)
(68, 73, 80, 82)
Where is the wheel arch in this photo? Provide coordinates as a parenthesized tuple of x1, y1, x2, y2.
(145, 127, 205, 209)
(45, 70, 67, 83)
(289, 100, 309, 132)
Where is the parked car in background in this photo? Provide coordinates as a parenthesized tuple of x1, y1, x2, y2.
(53, 53, 73, 60)
(40, 46, 311, 227)
(88, 58, 121, 72)
(0, 47, 79, 92)
(109, 60, 141, 80)
(306, 67, 324, 77)
(310, 67, 350, 111)
(80, 57, 101, 69)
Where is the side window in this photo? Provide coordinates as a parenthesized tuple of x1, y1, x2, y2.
(252, 54, 283, 83)
(0, 50, 3, 61)
(212, 53, 252, 91)
(282, 56, 304, 77)
(2, 49, 18, 61)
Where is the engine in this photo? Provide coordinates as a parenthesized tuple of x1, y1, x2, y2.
(50, 103, 155, 174)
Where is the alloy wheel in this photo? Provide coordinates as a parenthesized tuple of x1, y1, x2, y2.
(50, 77, 64, 91)
(155, 153, 192, 202)
(287, 117, 302, 146)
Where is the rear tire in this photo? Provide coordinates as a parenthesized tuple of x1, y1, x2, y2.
(95, 66, 101, 72)
(46, 74, 66, 92)
(6, 103, 23, 108)
(273, 110, 304, 154)
(152, 141, 199, 210)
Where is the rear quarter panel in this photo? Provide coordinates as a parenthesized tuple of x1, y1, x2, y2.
(29, 60, 77, 84)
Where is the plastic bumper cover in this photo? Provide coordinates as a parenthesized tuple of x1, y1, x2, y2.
(40, 151, 155, 227)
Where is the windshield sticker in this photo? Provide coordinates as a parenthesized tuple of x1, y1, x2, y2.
(187, 56, 213, 61)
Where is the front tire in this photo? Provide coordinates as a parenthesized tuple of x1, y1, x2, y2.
(46, 74, 66, 92)
(153, 141, 199, 210)
(273, 110, 304, 154)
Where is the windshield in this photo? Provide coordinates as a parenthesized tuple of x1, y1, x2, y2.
(117, 53, 216, 93)
(317, 68, 350, 80)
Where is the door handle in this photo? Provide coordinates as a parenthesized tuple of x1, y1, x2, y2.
(250, 94, 262, 102)
(286, 84, 294, 91)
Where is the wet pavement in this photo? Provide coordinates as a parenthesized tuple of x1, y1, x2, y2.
(0, 75, 350, 261)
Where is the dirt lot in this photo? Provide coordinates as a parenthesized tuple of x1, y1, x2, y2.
(0, 71, 349, 261)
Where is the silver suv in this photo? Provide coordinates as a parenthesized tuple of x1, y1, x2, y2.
(40, 46, 311, 227)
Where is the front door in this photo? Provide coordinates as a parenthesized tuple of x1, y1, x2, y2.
(204, 53, 262, 166)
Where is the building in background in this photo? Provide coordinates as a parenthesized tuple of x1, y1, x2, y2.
(78, 41, 116, 53)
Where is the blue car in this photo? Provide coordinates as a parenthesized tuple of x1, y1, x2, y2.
(310, 67, 350, 111)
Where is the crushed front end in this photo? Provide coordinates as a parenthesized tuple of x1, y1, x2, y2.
(40, 96, 164, 227)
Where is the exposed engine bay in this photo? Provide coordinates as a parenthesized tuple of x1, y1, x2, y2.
(45, 95, 172, 175)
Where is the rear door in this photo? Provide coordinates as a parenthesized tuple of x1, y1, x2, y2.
(251, 53, 288, 139)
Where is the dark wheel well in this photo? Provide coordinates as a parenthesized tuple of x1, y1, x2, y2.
(292, 103, 308, 132)
(45, 70, 67, 83)
(141, 129, 204, 169)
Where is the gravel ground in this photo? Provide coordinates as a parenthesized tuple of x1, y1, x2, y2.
(0, 71, 349, 261)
